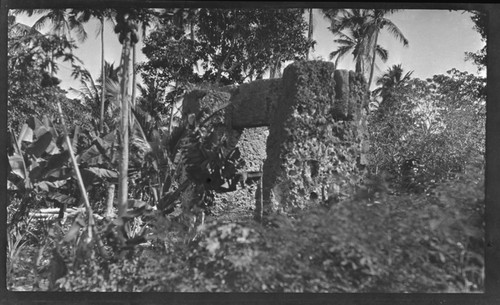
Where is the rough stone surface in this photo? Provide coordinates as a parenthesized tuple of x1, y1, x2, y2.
(228, 79, 281, 129)
(257, 61, 369, 216)
(209, 126, 267, 173)
(182, 89, 232, 127)
(235, 127, 268, 172)
(180, 61, 370, 218)
(182, 87, 270, 173)
(181, 89, 269, 214)
(348, 71, 370, 166)
(333, 69, 351, 120)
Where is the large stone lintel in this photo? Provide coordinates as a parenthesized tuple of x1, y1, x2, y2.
(228, 78, 282, 129)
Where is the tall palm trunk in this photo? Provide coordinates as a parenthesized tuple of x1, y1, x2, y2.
(99, 17, 116, 216)
(105, 183, 115, 218)
(130, 43, 137, 130)
(131, 45, 137, 108)
(307, 8, 313, 60)
(167, 87, 176, 136)
(367, 29, 380, 90)
(335, 56, 341, 70)
(190, 18, 195, 42)
(269, 59, 282, 79)
(117, 32, 132, 220)
(51, 52, 54, 78)
(100, 16, 106, 135)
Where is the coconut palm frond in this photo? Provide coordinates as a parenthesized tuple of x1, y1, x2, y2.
(375, 45, 389, 62)
(105, 78, 121, 109)
(383, 21, 409, 47)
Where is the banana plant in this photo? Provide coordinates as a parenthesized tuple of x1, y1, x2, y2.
(8, 116, 73, 202)
(7, 115, 122, 222)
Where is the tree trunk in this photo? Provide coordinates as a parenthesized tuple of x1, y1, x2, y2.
(357, 28, 373, 79)
(105, 182, 115, 219)
(307, 8, 313, 60)
(215, 37, 236, 85)
(100, 17, 106, 135)
(269, 61, 275, 79)
(51, 50, 55, 79)
(367, 30, 380, 91)
(190, 18, 195, 42)
(131, 43, 137, 130)
(166, 84, 175, 136)
(117, 32, 131, 220)
(168, 98, 175, 135)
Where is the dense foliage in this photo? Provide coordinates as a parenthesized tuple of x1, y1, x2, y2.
(140, 8, 312, 88)
(465, 10, 487, 72)
(50, 165, 483, 292)
(321, 9, 408, 87)
(7, 8, 485, 293)
(8, 15, 93, 133)
(368, 68, 485, 192)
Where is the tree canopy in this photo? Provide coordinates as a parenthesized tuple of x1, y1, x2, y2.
(322, 9, 408, 87)
(8, 14, 92, 133)
(369, 68, 485, 189)
(465, 10, 487, 72)
(140, 8, 312, 88)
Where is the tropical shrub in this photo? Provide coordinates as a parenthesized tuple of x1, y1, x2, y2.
(368, 69, 485, 192)
(177, 166, 483, 292)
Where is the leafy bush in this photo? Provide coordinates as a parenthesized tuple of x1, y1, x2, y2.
(163, 167, 484, 292)
(368, 69, 485, 192)
(46, 164, 483, 293)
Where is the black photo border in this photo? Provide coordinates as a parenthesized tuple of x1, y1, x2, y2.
(1, 1, 498, 304)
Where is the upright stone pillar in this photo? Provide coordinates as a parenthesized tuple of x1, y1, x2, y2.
(257, 61, 369, 217)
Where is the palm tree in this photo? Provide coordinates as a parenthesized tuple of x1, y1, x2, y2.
(22, 9, 88, 42)
(329, 27, 388, 71)
(17, 9, 88, 78)
(10, 10, 83, 85)
(372, 63, 413, 101)
(8, 13, 45, 52)
(364, 10, 409, 89)
(72, 9, 116, 135)
(323, 9, 372, 75)
(127, 9, 158, 130)
(307, 8, 313, 60)
(113, 8, 158, 226)
(114, 10, 134, 222)
(70, 61, 121, 127)
(8, 13, 42, 38)
(323, 9, 408, 88)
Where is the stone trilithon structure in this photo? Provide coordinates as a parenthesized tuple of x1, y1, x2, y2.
(181, 61, 370, 218)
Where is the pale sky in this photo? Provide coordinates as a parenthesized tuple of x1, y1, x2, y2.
(13, 9, 485, 98)
(310, 9, 485, 79)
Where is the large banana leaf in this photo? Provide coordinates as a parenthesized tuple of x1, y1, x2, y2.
(40, 151, 70, 178)
(16, 123, 33, 145)
(78, 132, 116, 165)
(26, 128, 52, 157)
(36, 180, 68, 192)
(79, 167, 118, 185)
(47, 192, 77, 206)
(26, 117, 45, 134)
(8, 154, 27, 180)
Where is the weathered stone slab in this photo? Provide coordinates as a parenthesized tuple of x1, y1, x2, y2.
(180, 61, 370, 219)
(257, 61, 369, 217)
(229, 79, 281, 129)
(333, 69, 350, 120)
(182, 89, 231, 126)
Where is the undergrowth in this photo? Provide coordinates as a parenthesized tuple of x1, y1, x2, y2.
(9, 169, 484, 292)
